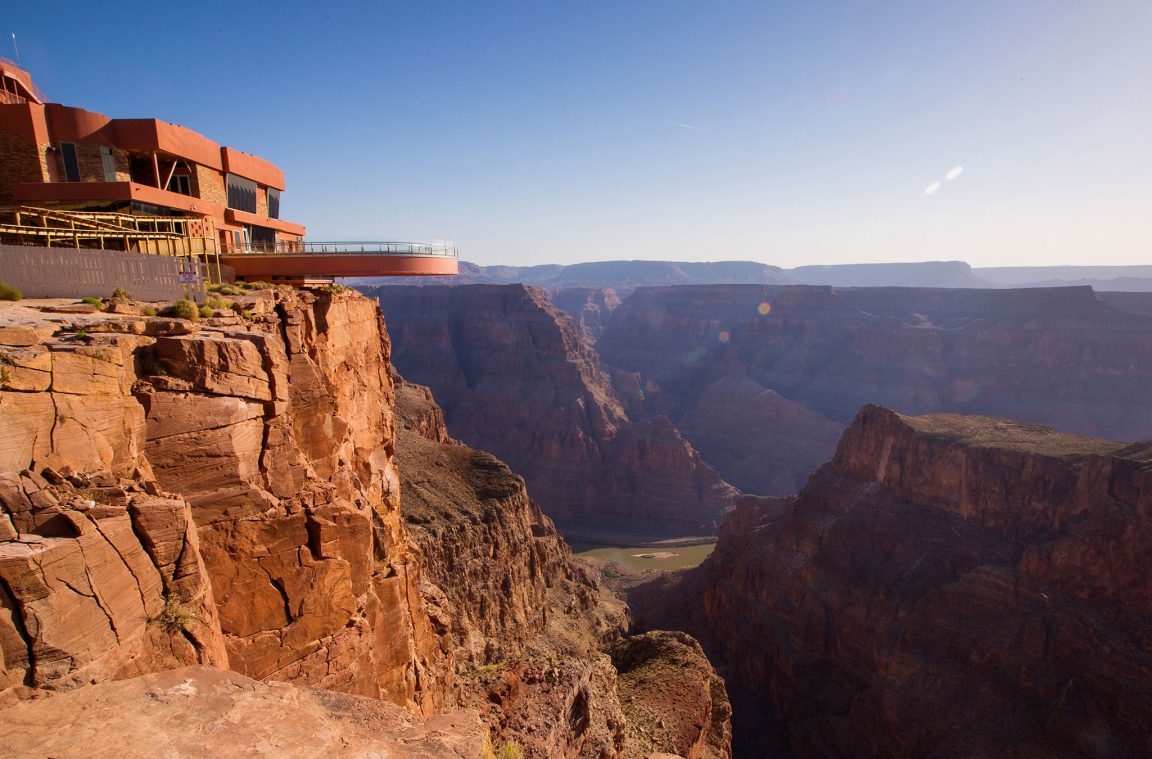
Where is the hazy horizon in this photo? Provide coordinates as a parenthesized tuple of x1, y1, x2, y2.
(8, 1, 1151, 268)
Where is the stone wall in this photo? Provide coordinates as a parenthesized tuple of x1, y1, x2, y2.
(0, 245, 183, 301)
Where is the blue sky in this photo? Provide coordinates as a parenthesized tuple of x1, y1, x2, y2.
(8, 1, 1152, 267)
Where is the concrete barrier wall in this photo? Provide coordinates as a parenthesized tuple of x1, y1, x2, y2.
(0, 244, 184, 301)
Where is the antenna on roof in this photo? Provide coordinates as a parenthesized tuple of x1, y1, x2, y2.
(10, 33, 19, 65)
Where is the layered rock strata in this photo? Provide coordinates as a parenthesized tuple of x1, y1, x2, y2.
(597, 284, 1152, 495)
(0, 290, 449, 710)
(371, 284, 738, 534)
(395, 375, 731, 758)
(650, 407, 1152, 756)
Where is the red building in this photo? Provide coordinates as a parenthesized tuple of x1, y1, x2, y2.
(0, 59, 456, 281)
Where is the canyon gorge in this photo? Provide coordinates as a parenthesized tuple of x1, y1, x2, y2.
(1, 279, 1149, 758)
(0, 288, 728, 758)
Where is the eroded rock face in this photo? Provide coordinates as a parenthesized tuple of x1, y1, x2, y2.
(2, 665, 489, 758)
(551, 287, 623, 342)
(395, 376, 732, 759)
(0, 292, 449, 711)
(662, 407, 1152, 757)
(372, 284, 738, 534)
(598, 284, 1152, 454)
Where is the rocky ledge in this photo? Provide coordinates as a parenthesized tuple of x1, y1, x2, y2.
(639, 405, 1152, 757)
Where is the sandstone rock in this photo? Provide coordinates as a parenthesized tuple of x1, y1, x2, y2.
(396, 374, 730, 759)
(0, 666, 490, 758)
(0, 325, 53, 347)
(373, 284, 739, 534)
(40, 303, 98, 314)
(646, 407, 1152, 756)
(0, 289, 451, 713)
(0, 346, 51, 391)
(142, 317, 198, 336)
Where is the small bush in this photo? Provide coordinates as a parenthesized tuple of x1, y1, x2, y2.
(141, 306, 157, 317)
(205, 295, 231, 310)
(153, 595, 197, 632)
(496, 743, 523, 759)
(73, 328, 88, 339)
(80, 297, 105, 309)
(165, 299, 199, 321)
(199, 305, 214, 319)
(111, 288, 132, 302)
(0, 282, 21, 301)
(208, 284, 244, 296)
(243, 281, 275, 290)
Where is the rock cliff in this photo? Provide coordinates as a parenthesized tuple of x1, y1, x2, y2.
(641, 407, 1152, 756)
(598, 284, 1152, 495)
(1, 290, 733, 758)
(395, 374, 731, 758)
(0, 290, 449, 710)
(371, 284, 739, 535)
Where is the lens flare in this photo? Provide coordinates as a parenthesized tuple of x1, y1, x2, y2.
(757, 302, 772, 316)
(945, 165, 964, 181)
(718, 330, 731, 343)
(924, 182, 941, 196)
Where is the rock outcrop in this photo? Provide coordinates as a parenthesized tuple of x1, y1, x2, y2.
(642, 407, 1152, 756)
(372, 284, 738, 534)
(0, 290, 449, 710)
(395, 375, 731, 758)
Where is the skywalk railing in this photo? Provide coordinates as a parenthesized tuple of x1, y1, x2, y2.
(0, 55, 49, 103)
(223, 241, 458, 257)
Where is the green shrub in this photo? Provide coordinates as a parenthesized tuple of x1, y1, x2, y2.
(243, 281, 275, 290)
(165, 299, 199, 321)
(205, 295, 231, 310)
(141, 306, 157, 317)
(208, 283, 244, 296)
(0, 282, 22, 301)
(198, 305, 213, 319)
(496, 743, 523, 759)
(80, 297, 105, 309)
(73, 328, 88, 339)
(111, 288, 132, 302)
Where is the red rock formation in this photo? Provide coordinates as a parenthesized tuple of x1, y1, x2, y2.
(668, 407, 1152, 756)
(597, 284, 1152, 496)
(396, 376, 732, 758)
(0, 291, 450, 711)
(551, 287, 623, 342)
(372, 284, 739, 534)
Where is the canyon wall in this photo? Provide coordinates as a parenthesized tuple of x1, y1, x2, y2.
(597, 284, 1152, 495)
(395, 374, 732, 758)
(1, 290, 732, 757)
(371, 284, 738, 535)
(0, 291, 449, 710)
(642, 406, 1152, 756)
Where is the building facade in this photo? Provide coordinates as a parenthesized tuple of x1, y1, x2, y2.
(0, 57, 303, 255)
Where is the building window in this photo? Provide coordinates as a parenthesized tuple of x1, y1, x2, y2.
(60, 143, 81, 182)
(168, 174, 192, 195)
(267, 188, 280, 219)
(100, 146, 117, 182)
(226, 173, 258, 213)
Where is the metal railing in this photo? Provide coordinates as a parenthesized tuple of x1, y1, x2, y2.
(0, 55, 48, 103)
(222, 240, 458, 257)
(0, 90, 26, 105)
